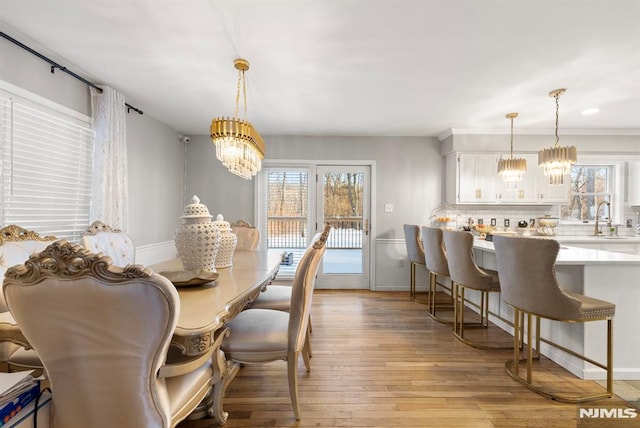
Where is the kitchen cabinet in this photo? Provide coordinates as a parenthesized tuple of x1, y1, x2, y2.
(448, 153, 499, 203)
(496, 154, 537, 203)
(535, 164, 570, 204)
(447, 152, 570, 205)
(629, 161, 640, 206)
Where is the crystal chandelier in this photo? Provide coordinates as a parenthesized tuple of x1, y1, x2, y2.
(210, 59, 265, 180)
(497, 112, 527, 186)
(538, 88, 577, 185)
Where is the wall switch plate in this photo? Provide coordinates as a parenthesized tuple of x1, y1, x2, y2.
(504, 219, 510, 227)
(384, 203, 394, 213)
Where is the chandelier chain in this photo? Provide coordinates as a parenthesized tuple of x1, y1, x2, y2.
(509, 115, 514, 159)
(234, 68, 242, 118)
(554, 92, 560, 147)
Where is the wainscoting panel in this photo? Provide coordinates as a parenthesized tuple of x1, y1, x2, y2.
(136, 241, 177, 267)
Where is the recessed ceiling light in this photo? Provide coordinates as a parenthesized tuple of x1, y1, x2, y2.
(581, 108, 600, 115)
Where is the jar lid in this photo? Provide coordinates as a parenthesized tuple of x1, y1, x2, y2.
(180, 195, 213, 219)
(212, 214, 231, 231)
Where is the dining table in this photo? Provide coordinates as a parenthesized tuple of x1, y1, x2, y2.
(150, 249, 282, 424)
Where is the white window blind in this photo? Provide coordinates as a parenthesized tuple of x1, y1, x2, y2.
(258, 166, 311, 278)
(0, 91, 94, 241)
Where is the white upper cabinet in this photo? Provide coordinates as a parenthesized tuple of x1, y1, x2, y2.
(629, 161, 640, 206)
(496, 153, 537, 203)
(446, 152, 570, 205)
(449, 153, 499, 203)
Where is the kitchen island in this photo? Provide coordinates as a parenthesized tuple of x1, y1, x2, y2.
(470, 238, 640, 381)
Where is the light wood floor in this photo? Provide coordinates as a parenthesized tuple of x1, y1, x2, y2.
(178, 290, 639, 428)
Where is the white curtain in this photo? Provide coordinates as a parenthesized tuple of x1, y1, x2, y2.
(90, 86, 129, 230)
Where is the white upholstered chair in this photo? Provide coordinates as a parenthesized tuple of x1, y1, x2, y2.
(0, 225, 56, 373)
(493, 235, 615, 403)
(4, 240, 215, 428)
(80, 220, 135, 266)
(403, 224, 426, 302)
(249, 225, 330, 362)
(221, 226, 329, 420)
(230, 220, 260, 251)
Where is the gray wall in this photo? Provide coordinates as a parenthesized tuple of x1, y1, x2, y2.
(0, 24, 184, 246)
(186, 134, 444, 240)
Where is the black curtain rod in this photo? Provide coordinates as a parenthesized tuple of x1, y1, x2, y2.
(0, 31, 143, 115)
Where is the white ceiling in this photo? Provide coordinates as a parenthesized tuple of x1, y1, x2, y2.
(1, 0, 639, 139)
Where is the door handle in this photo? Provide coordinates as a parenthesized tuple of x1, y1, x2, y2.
(364, 219, 369, 236)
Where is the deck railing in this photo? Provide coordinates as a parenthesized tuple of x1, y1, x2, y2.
(267, 216, 363, 249)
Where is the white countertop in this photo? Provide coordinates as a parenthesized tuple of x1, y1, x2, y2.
(554, 235, 640, 243)
(474, 238, 640, 265)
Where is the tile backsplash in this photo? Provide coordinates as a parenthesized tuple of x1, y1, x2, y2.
(445, 205, 640, 236)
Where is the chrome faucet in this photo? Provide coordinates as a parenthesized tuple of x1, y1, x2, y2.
(594, 201, 611, 236)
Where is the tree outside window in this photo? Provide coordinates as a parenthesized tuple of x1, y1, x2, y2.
(561, 165, 611, 222)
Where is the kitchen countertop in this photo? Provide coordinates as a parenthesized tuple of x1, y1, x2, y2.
(474, 237, 640, 265)
(554, 235, 640, 243)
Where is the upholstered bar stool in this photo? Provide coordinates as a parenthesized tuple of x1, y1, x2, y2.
(442, 230, 508, 349)
(421, 226, 454, 324)
(403, 224, 427, 303)
(493, 235, 615, 403)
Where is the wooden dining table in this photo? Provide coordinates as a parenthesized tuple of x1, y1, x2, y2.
(150, 250, 282, 424)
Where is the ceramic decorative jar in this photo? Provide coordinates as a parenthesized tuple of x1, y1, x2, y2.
(212, 214, 237, 268)
(174, 195, 221, 272)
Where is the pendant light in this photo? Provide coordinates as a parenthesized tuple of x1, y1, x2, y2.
(538, 88, 577, 185)
(497, 112, 527, 186)
(210, 59, 265, 180)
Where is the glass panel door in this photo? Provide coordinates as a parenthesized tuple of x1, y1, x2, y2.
(315, 165, 370, 289)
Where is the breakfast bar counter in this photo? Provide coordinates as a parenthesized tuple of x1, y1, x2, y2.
(471, 238, 640, 380)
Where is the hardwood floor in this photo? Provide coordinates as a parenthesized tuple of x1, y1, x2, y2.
(178, 290, 639, 428)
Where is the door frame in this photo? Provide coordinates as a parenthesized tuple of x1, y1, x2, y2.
(256, 159, 376, 290)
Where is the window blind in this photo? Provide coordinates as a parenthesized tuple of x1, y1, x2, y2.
(0, 92, 94, 241)
(259, 166, 311, 278)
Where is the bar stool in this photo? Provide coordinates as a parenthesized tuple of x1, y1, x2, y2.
(403, 224, 427, 303)
(493, 235, 615, 403)
(421, 226, 454, 324)
(442, 230, 508, 349)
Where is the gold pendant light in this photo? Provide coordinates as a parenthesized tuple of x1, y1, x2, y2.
(538, 88, 577, 185)
(497, 112, 527, 186)
(210, 59, 265, 180)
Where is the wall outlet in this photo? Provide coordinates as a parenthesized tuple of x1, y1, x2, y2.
(384, 203, 394, 213)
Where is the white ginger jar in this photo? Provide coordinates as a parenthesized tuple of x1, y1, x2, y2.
(174, 195, 221, 272)
(212, 214, 237, 269)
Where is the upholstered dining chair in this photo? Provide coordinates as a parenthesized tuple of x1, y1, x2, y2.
(80, 220, 135, 266)
(420, 226, 454, 324)
(403, 224, 426, 303)
(4, 240, 216, 428)
(248, 225, 330, 364)
(442, 230, 508, 349)
(493, 235, 615, 403)
(221, 226, 329, 420)
(0, 225, 56, 374)
(230, 220, 260, 251)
